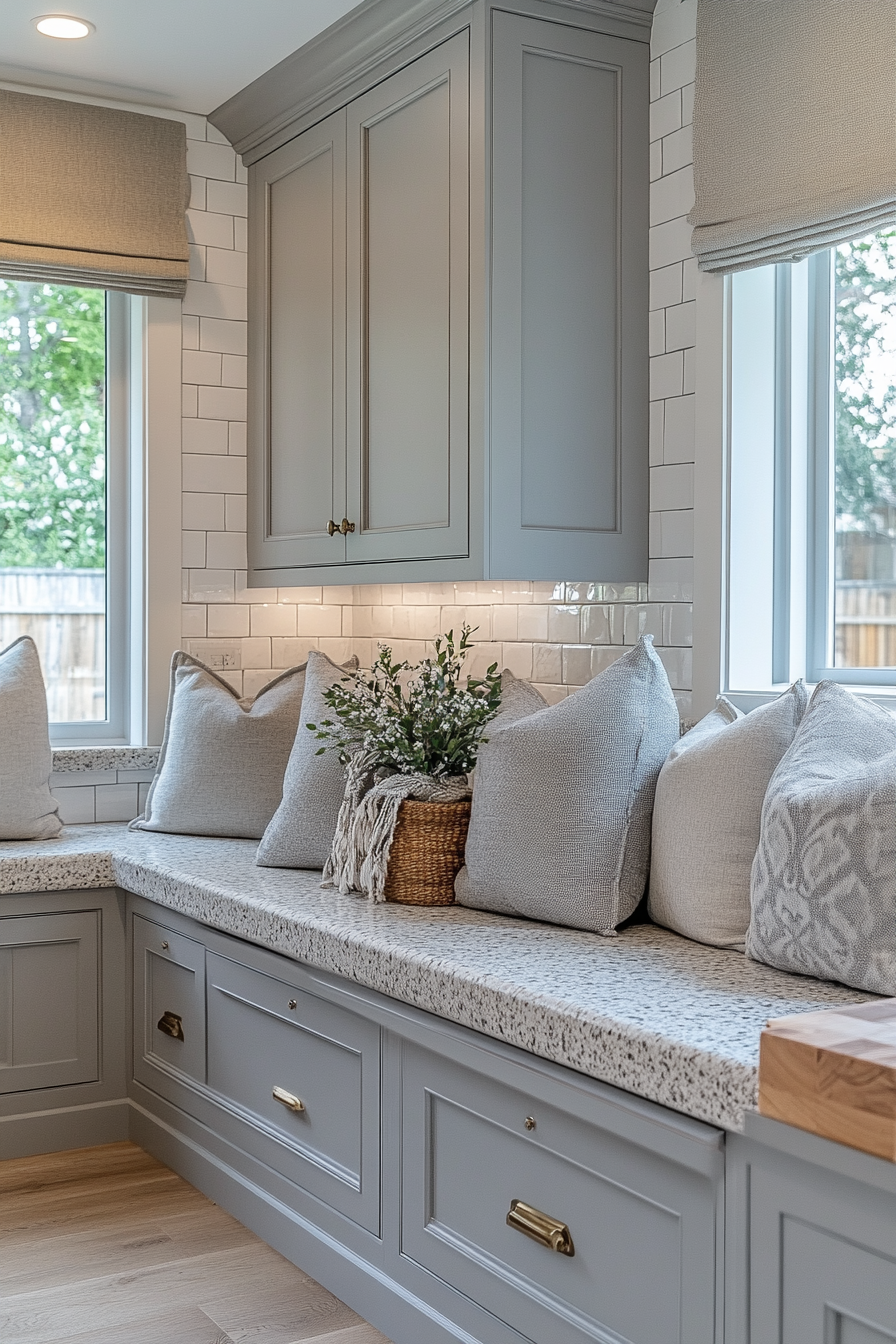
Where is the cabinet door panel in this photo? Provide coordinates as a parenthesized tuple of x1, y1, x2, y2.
(490, 14, 649, 579)
(249, 110, 347, 573)
(0, 911, 98, 1093)
(346, 33, 470, 563)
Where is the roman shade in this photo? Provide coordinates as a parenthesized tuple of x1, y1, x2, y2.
(689, 0, 896, 274)
(0, 90, 190, 296)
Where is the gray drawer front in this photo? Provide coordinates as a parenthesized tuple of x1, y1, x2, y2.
(402, 1043, 718, 1344)
(0, 910, 98, 1094)
(206, 952, 381, 1232)
(133, 914, 206, 1091)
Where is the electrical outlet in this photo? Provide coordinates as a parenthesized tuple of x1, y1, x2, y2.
(209, 651, 239, 670)
(203, 644, 241, 670)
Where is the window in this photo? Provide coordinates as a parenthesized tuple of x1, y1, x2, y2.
(724, 228, 896, 705)
(0, 280, 129, 742)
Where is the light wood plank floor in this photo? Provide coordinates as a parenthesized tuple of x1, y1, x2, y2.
(0, 1142, 393, 1344)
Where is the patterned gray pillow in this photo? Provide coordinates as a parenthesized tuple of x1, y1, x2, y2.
(748, 680, 896, 994)
(455, 637, 680, 934)
(649, 683, 807, 950)
(257, 650, 359, 869)
(135, 652, 325, 840)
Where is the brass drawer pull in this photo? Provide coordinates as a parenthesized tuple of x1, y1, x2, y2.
(327, 518, 355, 536)
(506, 1199, 574, 1256)
(157, 1011, 184, 1042)
(273, 1085, 306, 1115)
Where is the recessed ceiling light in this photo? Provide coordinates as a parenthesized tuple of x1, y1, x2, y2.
(34, 14, 94, 39)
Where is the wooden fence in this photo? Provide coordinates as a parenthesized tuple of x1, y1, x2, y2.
(835, 582, 896, 668)
(0, 570, 104, 722)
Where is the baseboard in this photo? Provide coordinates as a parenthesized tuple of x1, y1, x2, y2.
(0, 1098, 130, 1159)
(129, 1099, 480, 1344)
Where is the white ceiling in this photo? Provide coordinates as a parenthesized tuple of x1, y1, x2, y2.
(0, 1, 363, 115)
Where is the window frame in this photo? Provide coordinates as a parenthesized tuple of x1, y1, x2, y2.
(693, 246, 896, 720)
(46, 288, 129, 744)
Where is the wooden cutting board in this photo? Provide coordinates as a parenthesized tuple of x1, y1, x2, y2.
(759, 998, 896, 1160)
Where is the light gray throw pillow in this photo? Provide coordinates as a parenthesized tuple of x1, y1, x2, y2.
(0, 636, 60, 840)
(134, 651, 339, 840)
(455, 637, 680, 934)
(748, 681, 896, 995)
(257, 650, 360, 869)
(648, 683, 808, 950)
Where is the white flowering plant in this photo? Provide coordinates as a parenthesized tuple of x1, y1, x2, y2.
(307, 624, 502, 778)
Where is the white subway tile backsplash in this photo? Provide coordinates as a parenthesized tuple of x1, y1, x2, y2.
(206, 247, 248, 289)
(660, 39, 696, 95)
(207, 604, 250, 637)
(650, 165, 694, 226)
(650, 261, 683, 311)
(183, 349, 222, 385)
(662, 124, 693, 176)
(665, 301, 696, 352)
(53, 785, 95, 824)
(650, 464, 694, 512)
(183, 418, 229, 455)
(95, 783, 139, 823)
(649, 215, 694, 269)
(199, 317, 247, 355)
(183, 492, 225, 531)
(206, 179, 248, 217)
(183, 453, 246, 494)
(222, 354, 247, 388)
(182, 531, 206, 568)
(650, 89, 681, 142)
(186, 139, 237, 181)
(250, 604, 297, 637)
(186, 209, 234, 250)
(199, 385, 247, 421)
(183, 280, 247, 322)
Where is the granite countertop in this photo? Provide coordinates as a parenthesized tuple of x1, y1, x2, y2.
(0, 823, 871, 1133)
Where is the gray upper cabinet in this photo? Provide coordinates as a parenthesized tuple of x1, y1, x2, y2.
(491, 13, 648, 579)
(249, 110, 347, 572)
(345, 35, 470, 566)
(218, 0, 650, 585)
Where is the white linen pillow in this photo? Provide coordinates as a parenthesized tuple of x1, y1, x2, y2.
(748, 680, 896, 995)
(134, 651, 355, 840)
(455, 637, 680, 935)
(0, 636, 60, 840)
(648, 683, 807, 950)
(257, 650, 362, 869)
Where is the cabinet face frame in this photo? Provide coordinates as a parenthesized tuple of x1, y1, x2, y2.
(248, 109, 348, 573)
(345, 31, 471, 565)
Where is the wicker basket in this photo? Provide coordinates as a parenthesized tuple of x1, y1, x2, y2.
(383, 798, 472, 906)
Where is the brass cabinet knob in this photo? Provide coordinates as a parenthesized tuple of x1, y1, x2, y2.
(506, 1199, 574, 1256)
(273, 1085, 305, 1115)
(288, 999, 297, 1010)
(157, 1010, 184, 1041)
(327, 518, 356, 536)
(161, 941, 169, 950)
(524, 1116, 536, 1131)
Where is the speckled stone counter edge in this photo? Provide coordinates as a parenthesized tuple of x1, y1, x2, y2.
(0, 824, 872, 1134)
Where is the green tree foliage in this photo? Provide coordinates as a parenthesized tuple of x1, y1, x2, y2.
(835, 230, 896, 532)
(0, 279, 106, 568)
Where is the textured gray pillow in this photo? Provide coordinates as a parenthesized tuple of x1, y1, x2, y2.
(134, 652, 332, 840)
(748, 681, 896, 995)
(257, 650, 360, 869)
(455, 637, 680, 934)
(648, 683, 807, 950)
(0, 636, 60, 840)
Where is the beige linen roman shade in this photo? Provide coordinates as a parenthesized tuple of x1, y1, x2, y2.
(690, 0, 896, 274)
(0, 90, 190, 296)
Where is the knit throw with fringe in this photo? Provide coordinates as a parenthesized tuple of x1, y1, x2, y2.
(322, 752, 471, 902)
